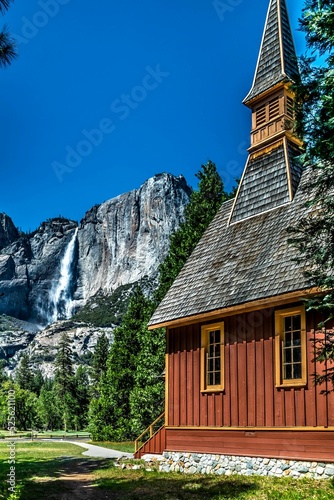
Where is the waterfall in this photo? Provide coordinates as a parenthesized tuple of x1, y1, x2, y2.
(48, 228, 78, 323)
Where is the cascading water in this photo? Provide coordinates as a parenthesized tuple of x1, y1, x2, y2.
(48, 228, 78, 323)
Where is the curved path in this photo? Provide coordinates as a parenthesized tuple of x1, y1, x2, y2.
(44, 439, 134, 459)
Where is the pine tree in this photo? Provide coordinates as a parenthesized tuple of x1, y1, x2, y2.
(54, 333, 76, 431)
(73, 365, 90, 430)
(0, 0, 16, 68)
(54, 333, 74, 397)
(155, 160, 229, 304)
(90, 332, 109, 388)
(289, 1, 334, 390)
(15, 352, 35, 392)
(37, 381, 62, 431)
(33, 369, 44, 396)
(89, 286, 146, 440)
(129, 300, 165, 436)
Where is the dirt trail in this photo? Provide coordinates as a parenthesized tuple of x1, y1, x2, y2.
(40, 458, 113, 500)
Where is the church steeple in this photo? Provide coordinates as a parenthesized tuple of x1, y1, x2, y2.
(229, 0, 303, 225)
(244, 0, 299, 105)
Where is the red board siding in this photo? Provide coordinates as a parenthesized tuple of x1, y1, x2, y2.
(165, 428, 334, 462)
(167, 307, 334, 444)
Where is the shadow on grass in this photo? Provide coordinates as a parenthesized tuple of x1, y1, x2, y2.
(96, 472, 259, 499)
(0, 457, 112, 500)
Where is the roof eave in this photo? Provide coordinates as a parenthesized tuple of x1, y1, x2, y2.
(148, 288, 321, 330)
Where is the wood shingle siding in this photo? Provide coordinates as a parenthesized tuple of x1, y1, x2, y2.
(230, 142, 291, 223)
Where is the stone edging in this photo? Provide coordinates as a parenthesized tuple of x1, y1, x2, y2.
(159, 452, 334, 479)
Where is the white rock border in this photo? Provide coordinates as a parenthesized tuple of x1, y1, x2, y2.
(160, 452, 334, 479)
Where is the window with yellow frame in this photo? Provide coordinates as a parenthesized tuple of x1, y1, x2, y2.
(201, 322, 224, 392)
(275, 306, 307, 388)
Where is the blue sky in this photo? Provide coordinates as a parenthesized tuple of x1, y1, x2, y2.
(1, 0, 305, 232)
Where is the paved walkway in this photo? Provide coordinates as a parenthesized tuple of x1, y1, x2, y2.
(45, 439, 134, 459)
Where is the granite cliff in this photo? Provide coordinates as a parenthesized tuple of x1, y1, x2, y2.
(0, 173, 191, 372)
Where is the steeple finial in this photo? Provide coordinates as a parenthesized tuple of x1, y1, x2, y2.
(244, 0, 299, 105)
(228, 0, 302, 225)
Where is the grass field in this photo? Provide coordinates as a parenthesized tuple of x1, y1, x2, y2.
(90, 441, 134, 453)
(1, 442, 334, 499)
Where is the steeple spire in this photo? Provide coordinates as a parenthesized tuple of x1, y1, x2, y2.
(228, 0, 302, 225)
(244, 0, 299, 105)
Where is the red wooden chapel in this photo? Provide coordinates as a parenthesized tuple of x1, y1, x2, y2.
(136, 0, 334, 464)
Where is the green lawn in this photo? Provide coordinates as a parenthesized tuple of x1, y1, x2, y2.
(90, 441, 134, 454)
(0, 442, 334, 499)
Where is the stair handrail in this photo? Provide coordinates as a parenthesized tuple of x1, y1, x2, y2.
(134, 412, 165, 453)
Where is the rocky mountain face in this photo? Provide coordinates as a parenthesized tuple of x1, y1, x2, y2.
(0, 173, 191, 373)
(74, 173, 190, 307)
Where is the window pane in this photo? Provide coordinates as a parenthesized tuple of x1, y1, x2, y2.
(292, 315, 301, 331)
(293, 347, 301, 363)
(214, 373, 221, 386)
(284, 317, 292, 332)
(284, 348, 291, 364)
(209, 345, 214, 357)
(284, 331, 292, 347)
(293, 331, 301, 346)
(284, 364, 292, 380)
(293, 363, 302, 379)
(215, 330, 220, 344)
(208, 359, 214, 372)
(215, 358, 221, 371)
(208, 373, 214, 386)
(209, 331, 215, 344)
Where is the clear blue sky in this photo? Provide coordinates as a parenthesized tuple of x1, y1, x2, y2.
(1, 0, 305, 232)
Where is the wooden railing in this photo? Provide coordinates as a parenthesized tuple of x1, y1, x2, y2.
(134, 412, 165, 453)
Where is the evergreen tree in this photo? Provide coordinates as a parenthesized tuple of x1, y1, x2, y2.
(129, 300, 165, 436)
(33, 369, 44, 396)
(15, 352, 35, 392)
(0, 0, 16, 68)
(289, 1, 334, 390)
(90, 332, 109, 388)
(54, 333, 76, 430)
(73, 365, 90, 430)
(155, 160, 229, 303)
(37, 381, 62, 431)
(54, 333, 74, 397)
(89, 286, 146, 440)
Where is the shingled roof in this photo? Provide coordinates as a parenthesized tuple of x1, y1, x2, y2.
(229, 139, 302, 223)
(148, 169, 312, 327)
(244, 0, 299, 104)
